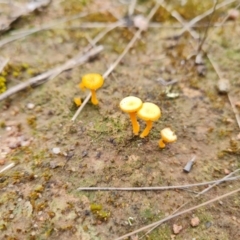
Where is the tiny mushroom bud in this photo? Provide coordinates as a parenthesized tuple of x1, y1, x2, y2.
(137, 102, 161, 138)
(74, 97, 82, 107)
(159, 127, 177, 148)
(120, 96, 143, 135)
(79, 73, 104, 105)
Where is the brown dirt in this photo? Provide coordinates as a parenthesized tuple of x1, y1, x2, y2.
(0, 0, 240, 240)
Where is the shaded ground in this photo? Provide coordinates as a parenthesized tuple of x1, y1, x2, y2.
(0, 0, 240, 239)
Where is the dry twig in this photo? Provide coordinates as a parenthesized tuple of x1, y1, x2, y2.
(0, 46, 103, 101)
(0, 162, 15, 174)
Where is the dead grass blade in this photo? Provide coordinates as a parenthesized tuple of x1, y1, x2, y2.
(0, 162, 15, 174)
(0, 45, 103, 101)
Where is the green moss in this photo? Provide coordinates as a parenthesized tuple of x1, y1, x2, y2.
(0, 76, 7, 93)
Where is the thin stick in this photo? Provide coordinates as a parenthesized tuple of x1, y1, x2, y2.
(115, 187, 240, 240)
(207, 54, 223, 78)
(228, 94, 240, 129)
(0, 163, 15, 173)
(77, 175, 239, 191)
(197, 0, 218, 53)
(71, 1, 163, 121)
(0, 45, 103, 101)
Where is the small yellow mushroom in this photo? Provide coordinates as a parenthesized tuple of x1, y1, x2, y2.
(120, 96, 143, 135)
(159, 127, 177, 148)
(79, 73, 104, 105)
(137, 102, 161, 138)
(74, 97, 82, 107)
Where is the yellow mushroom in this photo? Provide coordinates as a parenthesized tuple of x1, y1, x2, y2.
(120, 96, 143, 135)
(159, 127, 177, 148)
(79, 73, 104, 105)
(74, 97, 82, 107)
(137, 102, 161, 138)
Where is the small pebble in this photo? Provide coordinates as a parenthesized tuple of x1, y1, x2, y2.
(27, 103, 35, 109)
(0, 159, 5, 165)
(52, 147, 61, 154)
(8, 141, 20, 149)
(228, 9, 239, 20)
(6, 126, 12, 131)
(217, 79, 230, 94)
(224, 169, 230, 175)
(235, 101, 240, 109)
(205, 221, 212, 229)
(191, 217, 200, 227)
(236, 133, 240, 140)
(173, 224, 182, 234)
(133, 15, 148, 31)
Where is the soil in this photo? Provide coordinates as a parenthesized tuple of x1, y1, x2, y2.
(0, 1, 240, 240)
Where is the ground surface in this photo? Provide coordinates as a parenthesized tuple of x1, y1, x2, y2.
(0, 0, 240, 239)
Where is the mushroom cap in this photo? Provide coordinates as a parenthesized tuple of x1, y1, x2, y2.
(160, 128, 177, 143)
(120, 96, 142, 113)
(137, 102, 161, 121)
(81, 73, 104, 90)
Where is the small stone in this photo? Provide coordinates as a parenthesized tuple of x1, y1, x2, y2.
(191, 217, 200, 227)
(0, 159, 5, 165)
(235, 101, 240, 109)
(173, 224, 182, 234)
(133, 15, 148, 31)
(217, 79, 230, 94)
(205, 221, 212, 229)
(21, 140, 30, 147)
(27, 103, 35, 109)
(8, 141, 20, 149)
(228, 9, 239, 20)
(224, 169, 230, 175)
(52, 147, 61, 154)
(236, 133, 240, 140)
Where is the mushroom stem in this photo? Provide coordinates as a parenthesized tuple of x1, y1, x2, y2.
(159, 139, 166, 148)
(129, 112, 140, 135)
(90, 90, 98, 105)
(140, 120, 152, 138)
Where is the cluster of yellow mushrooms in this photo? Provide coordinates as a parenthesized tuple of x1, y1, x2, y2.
(76, 73, 177, 148)
(119, 96, 177, 148)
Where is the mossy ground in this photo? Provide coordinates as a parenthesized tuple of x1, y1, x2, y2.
(0, 0, 240, 239)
